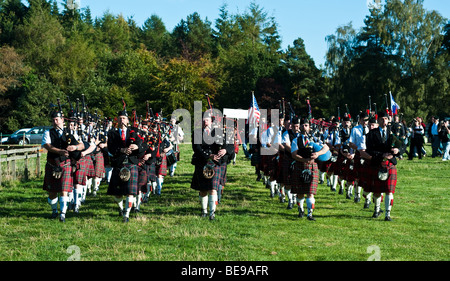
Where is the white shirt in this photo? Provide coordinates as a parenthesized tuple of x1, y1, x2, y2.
(41, 128, 63, 147)
(350, 124, 367, 150)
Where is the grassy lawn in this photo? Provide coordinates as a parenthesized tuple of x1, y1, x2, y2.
(0, 143, 449, 261)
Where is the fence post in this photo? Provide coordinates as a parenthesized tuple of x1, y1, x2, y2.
(11, 152, 16, 181)
(24, 152, 29, 181)
(36, 149, 41, 178)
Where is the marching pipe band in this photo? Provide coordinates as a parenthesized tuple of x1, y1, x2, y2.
(41, 94, 403, 223)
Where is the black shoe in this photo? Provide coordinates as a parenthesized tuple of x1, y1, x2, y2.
(346, 193, 351, 199)
(307, 215, 316, 221)
(256, 174, 262, 181)
(372, 210, 383, 218)
(384, 216, 392, 221)
(318, 179, 324, 184)
(286, 202, 293, 209)
(354, 196, 361, 203)
(338, 188, 344, 195)
(364, 201, 371, 209)
(270, 192, 274, 198)
(123, 217, 129, 223)
(201, 212, 207, 218)
(280, 197, 285, 203)
(51, 210, 58, 219)
(209, 213, 215, 220)
(59, 215, 66, 223)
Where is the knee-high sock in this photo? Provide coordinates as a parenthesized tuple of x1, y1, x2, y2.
(199, 195, 208, 214)
(279, 185, 285, 198)
(363, 191, 372, 202)
(94, 177, 101, 192)
(156, 177, 164, 195)
(217, 185, 223, 202)
(48, 197, 58, 212)
(74, 185, 83, 208)
(208, 194, 217, 216)
(373, 194, 382, 212)
(86, 177, 93, 193)
(297, 196, 305, 212)
(114, 196, 123, 211)
(59, 196, 69, 216)
(152, 181, 157, 194)
(286, 189, 292, 203)
(355, 184, 362, 197)
(332, 175, 338, 190)
(136, 192, 142, 209)
(270, 180, 276, 194)
(105, 167, 113, 183)
(124, 196, 134, 218)
(306, 197, 315, 216)
(385, 193, 393, 216)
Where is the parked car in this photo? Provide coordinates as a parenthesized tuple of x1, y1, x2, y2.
(24, 126, 52, 145)
(6, 128, 31, 144)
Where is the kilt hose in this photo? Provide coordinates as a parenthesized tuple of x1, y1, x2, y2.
(93, 152, 106, 178)
(107, 163, 139, 196)
(74, 156, 88, 186)
(85, 154, 96, 178)
(290, 161, 319, 195)
(367, 160, 397, 194)
(43, 158, 73, 193)
(191, 163, 223, 192)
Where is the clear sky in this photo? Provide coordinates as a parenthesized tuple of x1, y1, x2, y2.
(70, 0, 448, 68)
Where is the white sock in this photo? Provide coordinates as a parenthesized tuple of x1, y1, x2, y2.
(106, 167, 113, 183)
(124, 196, 134, 218)
(270, 180, 276, 194)
(208, 194, 217, 216)
(306, 197, 315, 216)
(279, 185, 285, 198)
(332, 175, 338, 190)
(200, 195, 208, 214)
(86, 178, 93, 193)
(114, 196, 123, 211)
(94, 177, 101, 192)
(136, 193, 142, 209)
(385, 193, 393, 217)
(286, 189, 292, 203)
(152, 182, 157, 194)
(355, 185, 361, 197)
(59, 196, 69, 216)
(74, 186, 83, 209)
(82, 184, 87, 201)
(374, 195, 382, 212)
(297, 196, 305, 212)
(48, 197, 58, 211)
(156, 177, 164, 195)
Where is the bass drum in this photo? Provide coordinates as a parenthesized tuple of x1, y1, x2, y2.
(166, 149, 178, 167)
(311, 142, 331, 162)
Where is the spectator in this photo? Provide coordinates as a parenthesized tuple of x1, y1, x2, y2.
(431, 116, 441, 158)
(438, 119, 450, 161)
(408, 119, 425, 160)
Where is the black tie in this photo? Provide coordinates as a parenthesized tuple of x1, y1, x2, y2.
(382, 129, 386, 143)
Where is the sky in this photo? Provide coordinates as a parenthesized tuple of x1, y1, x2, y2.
(65, 0, 449, 68)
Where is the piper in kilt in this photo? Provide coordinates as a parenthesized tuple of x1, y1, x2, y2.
(42, 109, 85, 222)
(190, 112, 234, 220)
(290, 118, 330, 221)
(365, 111, 400, 221)
(107, 108, 145, 223)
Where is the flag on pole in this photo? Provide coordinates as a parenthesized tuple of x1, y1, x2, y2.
(247, 92, 260, 127)
(390, 92, 400, 115)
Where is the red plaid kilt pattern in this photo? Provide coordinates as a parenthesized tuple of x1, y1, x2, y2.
(220, 162, 228, 186)
(341, 159, 357, 182)
(366, 160, 397, 194)
(85, 155, 96, 178)
(156, 154, 168, 177)
(191, 163, 223, 191)
(290, 161, 319, 195)
(74, 156, 88, 186)
(93, 152, 106, 178)
(43, 159, 73, 193)
(107, 163, 139, 196)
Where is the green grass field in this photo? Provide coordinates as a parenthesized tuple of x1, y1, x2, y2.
(0, 143, 449, 261)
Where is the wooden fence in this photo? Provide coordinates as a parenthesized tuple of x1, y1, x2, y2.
(0, 146, 43, 185)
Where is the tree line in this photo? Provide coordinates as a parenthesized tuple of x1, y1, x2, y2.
(0, 0, 448, 133)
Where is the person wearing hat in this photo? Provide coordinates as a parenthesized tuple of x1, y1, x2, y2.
(365, 111, 399, 221)
(431, 116, 441, 158)
(190, 111, 234, 220)
(107, 108, 145, 222)
(168, 116, 184, 177)
(42, 109, 85, 222)
(325, 117, 341, 192)
(290, 117, 330, 221)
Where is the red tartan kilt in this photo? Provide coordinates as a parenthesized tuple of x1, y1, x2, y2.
(156, 154, 167, 176)
(290, 161, 319, 195)
(369, 161, 397, 194)
(85, 155, 96, 178)
(94, 152, 106, 178)
(43, 159, 73, 193)
(341, 159, 357, 182)
(74, 156, 88, 185)
(358, 159, 373, 189)
(282, 155, 293, 186)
